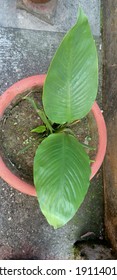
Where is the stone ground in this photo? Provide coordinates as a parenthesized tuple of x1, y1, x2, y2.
(0, 0, 105, 259)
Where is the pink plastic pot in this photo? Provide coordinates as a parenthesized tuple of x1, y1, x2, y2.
(0, 75, 107, 196)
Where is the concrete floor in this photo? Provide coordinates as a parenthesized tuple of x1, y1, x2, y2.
(0, 0, 100, 35)
(0, 0, 103, 259)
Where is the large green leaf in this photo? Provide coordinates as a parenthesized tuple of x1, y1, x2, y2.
(34, 133, 91, 228)
(43, 8, 98, 124)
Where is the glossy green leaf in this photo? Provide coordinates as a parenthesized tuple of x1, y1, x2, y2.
(43, 7, 98, 124)
(31, 125, 46, 133)
(34, 133, 91, 228)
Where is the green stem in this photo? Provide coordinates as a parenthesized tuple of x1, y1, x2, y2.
(17, 136, 44, 155)
(79, 142, 96, 150)
(23, 96, 53, 134)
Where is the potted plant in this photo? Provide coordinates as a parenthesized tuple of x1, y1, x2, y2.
(23, 0, 50, 4)
(27, 0, 51, 3)
(26, 0, 50, 4)
(29, 0, 51, 3)
(22, 0, 52, 8)
(22, 0, 51, 4)
(0, 8, 107, 229)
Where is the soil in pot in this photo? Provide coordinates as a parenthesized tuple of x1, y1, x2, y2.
(0, 87, 98, 185)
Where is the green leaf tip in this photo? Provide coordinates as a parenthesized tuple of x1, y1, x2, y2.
(43, 7, 98, 125)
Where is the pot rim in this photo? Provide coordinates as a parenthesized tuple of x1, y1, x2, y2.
(0, 75, 107, 196)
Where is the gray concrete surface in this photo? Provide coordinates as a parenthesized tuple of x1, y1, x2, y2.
(0, 0, 100, 35)
(0, 28, 64, 94)
(0, 174, 103, 259)
(17, 0, 58, 25)
(0, 0, 103, 259)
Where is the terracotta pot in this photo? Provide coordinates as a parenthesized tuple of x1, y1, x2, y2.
(27, 0, 51, 3)
(0, 75, 107, 196)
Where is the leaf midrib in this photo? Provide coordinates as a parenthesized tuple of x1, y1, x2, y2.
(59, 134, 65, 198)
(66, 38, 72, 122)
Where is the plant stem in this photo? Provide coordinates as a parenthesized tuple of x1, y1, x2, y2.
(79, 142, 96, 150)
(23, 96, 53, 134)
